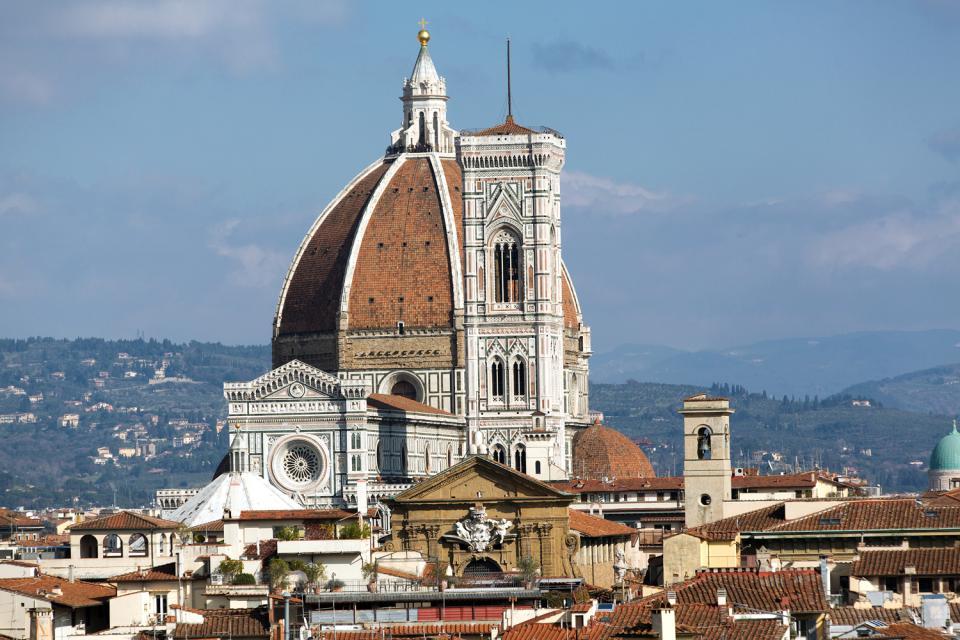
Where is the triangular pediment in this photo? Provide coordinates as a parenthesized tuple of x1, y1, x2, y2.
(486, 182, 523, 224)
(224, 359, 345, 402)
(392, 455, 571, 503)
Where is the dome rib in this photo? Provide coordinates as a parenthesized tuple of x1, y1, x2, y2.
(572, 422, 655, 480)
(275, 159, 392, 336)
(344, 156, 459, 331)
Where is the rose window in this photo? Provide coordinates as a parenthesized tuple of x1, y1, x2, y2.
(283, 444, 321, 484)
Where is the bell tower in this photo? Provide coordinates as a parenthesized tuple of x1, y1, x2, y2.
(681, 394, 734, 528)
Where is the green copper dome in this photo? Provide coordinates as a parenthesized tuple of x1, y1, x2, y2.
(930, 421, 960, 471)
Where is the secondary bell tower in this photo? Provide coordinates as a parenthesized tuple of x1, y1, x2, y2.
(681, 393, 734, 528)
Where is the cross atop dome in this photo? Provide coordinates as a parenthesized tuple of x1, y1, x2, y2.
(389, 21, 458, 155)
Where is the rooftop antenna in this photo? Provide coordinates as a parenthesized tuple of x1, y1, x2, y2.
(506, 37, 513, 122)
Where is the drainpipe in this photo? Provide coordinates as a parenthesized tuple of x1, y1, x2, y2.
(283, 591, 291, 640)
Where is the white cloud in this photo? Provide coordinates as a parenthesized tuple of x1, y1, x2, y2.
(0, 193, 42, 217)
(209, 219, 287, 288)
(809, 196, 960, 271)
(563, 170, 681, 215)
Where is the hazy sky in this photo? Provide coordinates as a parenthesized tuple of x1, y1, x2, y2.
(2, 1, 960, 352)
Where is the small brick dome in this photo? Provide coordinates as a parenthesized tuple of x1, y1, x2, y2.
(572, 421, 655, 480)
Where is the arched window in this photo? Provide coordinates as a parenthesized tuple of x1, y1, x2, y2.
(490, 359, 505, 400)
(697, 427, 712, 460)
(492, 443, 506, 465)
(424, 444, 432, 474)
(103, 533, 123, 557)
(159, 534, 166, 556)
(351, 454, 362, 472)
(433, 112, 440, 150)
(129, 533, 148, 557)
(391, 380, 417, 400)
(535, 460, 542, 475)
(351, 431, 362, 449)
(418, 112, 426, 147)
(376, 440, 383, 472)
(492, 230, 521, 303)
(79, 535, 98, 559)
(514, 444, 527, 474)
(512, 359, 527, 399)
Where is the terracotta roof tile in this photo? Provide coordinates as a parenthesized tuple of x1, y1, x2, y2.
(829, 607, 918, 625)
(768, 499, 960, 532)
(111, 562, 183, 583)
(852, 547, 960, 577)
(569, 509, 636, 538)
(172, 607, 270, 640)
(368, 393, 453, 416)
(0, 574, 115, 608)
(881, 623, 954, 639)
(468, 116, 537, 137)
(232, 509, 356, 522)
(190, 519, 224, 533)
(682, 503, 788, 541)
(70, 510, 179, 531)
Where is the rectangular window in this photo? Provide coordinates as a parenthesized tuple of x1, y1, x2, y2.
(154, 594, 168, 615)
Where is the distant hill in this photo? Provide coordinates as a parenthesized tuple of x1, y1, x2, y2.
(841, 363, 960, 416)
(590, 380, 948, 493)
(591, 329, 960, 398)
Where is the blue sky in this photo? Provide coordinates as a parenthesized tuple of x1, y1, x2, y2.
(2, 1, 960, 352)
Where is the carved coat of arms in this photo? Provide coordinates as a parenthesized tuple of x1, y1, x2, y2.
(448, 505, 512, 552)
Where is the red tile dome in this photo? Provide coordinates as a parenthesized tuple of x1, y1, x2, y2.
(572, 421, 655, 480)
(272, 154, 586, 372)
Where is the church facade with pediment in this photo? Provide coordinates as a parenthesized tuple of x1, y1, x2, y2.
(219, 27, 592, 509)
(385, 456, 576, 577)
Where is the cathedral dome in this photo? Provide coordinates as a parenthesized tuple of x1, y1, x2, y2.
(572, 421, 655, 480)
(930, 423, 960, 471)
(272, 157, 585, 369)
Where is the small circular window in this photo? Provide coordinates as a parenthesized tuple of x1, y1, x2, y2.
(699, 493, 712, 506)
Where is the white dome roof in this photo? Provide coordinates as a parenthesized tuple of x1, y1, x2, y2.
(170, 472, 302, 527)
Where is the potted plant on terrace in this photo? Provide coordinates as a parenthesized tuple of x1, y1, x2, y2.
(361, 562, 377, 593)
(268, 558, 290, 594)
(516, 555, 540, 589)
(302, 562, 326, 594)
(326, 577, 345, 592)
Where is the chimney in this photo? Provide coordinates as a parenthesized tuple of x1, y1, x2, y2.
(29, 608, 53, 640)
(67, 565, 74, 583)
(819, 556, 831, 601)
(652, 606, 676, 640)
(666, 591, 677, 606)
(716, 587, 727, 607)
(50, 585, 62, 597)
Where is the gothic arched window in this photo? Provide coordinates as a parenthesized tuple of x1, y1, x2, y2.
(490, 359, 505, 400)
(492, 230, 521, 303)
(697, 426, 712, 460)
(514, 444, 527, 474)
(492, 443, 506, 465)
(512, 359, 527, 399)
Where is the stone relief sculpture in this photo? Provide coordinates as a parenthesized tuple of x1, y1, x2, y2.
(447, 505, 513, 552)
